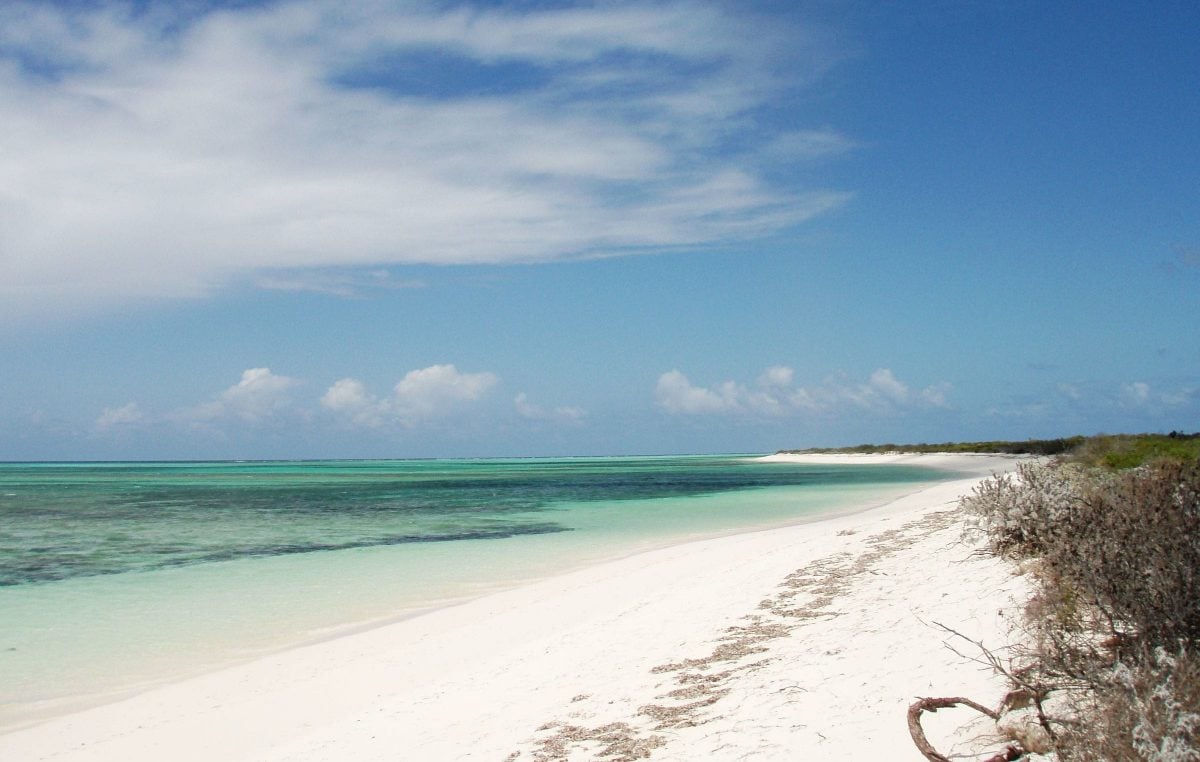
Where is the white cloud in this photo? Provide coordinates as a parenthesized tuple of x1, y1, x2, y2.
(1121, 381, 1152, 405)
(655, 370, 741, 414)
(0, 1, 850, 320)
(920, 381, 953, 408)
(176, 367, 299, 424)
(656, 366, 951, 417)
(866, 368, 909, 404)
(1057, 383, 1083, 401)
(514, 392, 586, 424)
(1159, 387, 1197, 408)
(95, 401, 144, 430)
(1118, 380, 1196, 411)
(986, 380, 1197, 424)
(393, 364, 498, 417)
(97, 363, 499, 436)
(220, 368, 299, 421)
(322, 364, 499, 427)
(320, 377, 387, 427)
(758, 366, 794, 388)
(255, 269, 425, 298)
(762, 129, 857, 162)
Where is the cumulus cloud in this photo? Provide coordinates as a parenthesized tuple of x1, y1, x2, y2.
(97, 363, 500, 436)
(393, 364, 498, 417)
(655, 367, 952, 417)
(322, 364, 499, 427)
(655, 370, 741, 414)
(177, 367, 300, 424)
(0, 1, 850, 320)
(320, 377, 387, 427)
(514, 392, 586, 424)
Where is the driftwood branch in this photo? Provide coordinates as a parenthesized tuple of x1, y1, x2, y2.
(907, 696, 1021, 762)
(929, 619, 1059, 744)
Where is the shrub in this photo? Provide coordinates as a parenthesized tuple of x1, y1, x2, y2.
(1068, 434, 1200, 470)
(960, 460, 1086, 559)
(1057, 645, 1200, 762)
(966, 460, 1200, 646)
(1052, 461, 1200, 646)
(962, 458, 1200, 759)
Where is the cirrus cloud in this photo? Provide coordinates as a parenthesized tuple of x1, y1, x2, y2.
(0, 0, 850, 321)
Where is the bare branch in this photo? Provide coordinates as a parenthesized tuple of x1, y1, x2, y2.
(906, 696, 1012, 762)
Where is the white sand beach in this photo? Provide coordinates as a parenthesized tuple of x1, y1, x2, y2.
(0, 454, 1030, 761)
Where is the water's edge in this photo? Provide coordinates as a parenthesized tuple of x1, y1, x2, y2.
(0, 456, 959, 732)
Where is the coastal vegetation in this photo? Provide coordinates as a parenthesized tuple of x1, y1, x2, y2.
(793, 433, 1200, 759)
(1063, 432, 1200, 470)
(948, 433, 1200, 760)
(783, 431, 1200, 462)
(781, 436, 1084, 456)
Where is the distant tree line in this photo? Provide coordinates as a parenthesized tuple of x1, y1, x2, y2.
(780, 432, 1200, 467)
(780, 437, 1085, 457)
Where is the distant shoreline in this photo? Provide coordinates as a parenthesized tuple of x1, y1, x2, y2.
(760, 450, 1027, 469)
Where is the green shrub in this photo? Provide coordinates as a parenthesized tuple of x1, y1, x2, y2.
(1068, 433, 1200, 470)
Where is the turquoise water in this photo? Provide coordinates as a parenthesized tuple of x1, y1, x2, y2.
(0, 455, 952, 729)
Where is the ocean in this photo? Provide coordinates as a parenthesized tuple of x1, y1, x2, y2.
(0, 455, 954, 729)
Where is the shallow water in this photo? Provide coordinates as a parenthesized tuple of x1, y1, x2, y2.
(0, 455, 953, 728)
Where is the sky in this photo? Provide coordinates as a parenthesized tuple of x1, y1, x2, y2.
(1, 0, 1197, 460)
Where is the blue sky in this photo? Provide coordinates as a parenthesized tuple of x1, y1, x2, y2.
(1, 0, 1197, 460)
